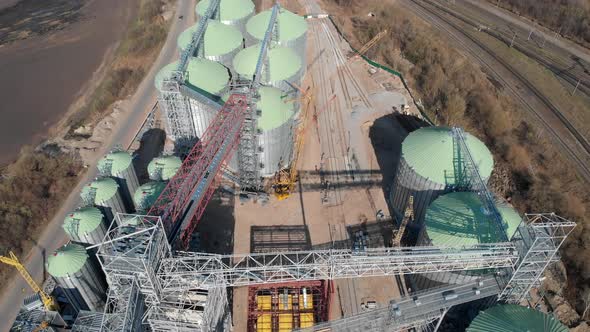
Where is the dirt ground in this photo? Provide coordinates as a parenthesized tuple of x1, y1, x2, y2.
(228, 1, 425, 328)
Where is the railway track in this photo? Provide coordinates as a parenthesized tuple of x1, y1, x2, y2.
(405, 0, 590, 182)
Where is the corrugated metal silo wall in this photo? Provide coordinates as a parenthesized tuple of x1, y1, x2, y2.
(100, 188, 127, 219)
(409, 228, 484, 291)
(280, 34, 307, 77)
(389, 157, 447, 226)
(70, 220, 108, 246)
(268, 65, 303, 92)
(259, 114, 296, 177)
(54, 257, 107, 312)
(189, 98, 219, 139)
(112, 165, 140, 213)
(205, 45, 241, 78)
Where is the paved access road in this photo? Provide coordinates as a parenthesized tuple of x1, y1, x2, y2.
(0, 0, 195, 329)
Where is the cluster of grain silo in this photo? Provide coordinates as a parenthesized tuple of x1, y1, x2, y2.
(46, 243, 108, 312)
(246, 7, 308, 62)
(156, 0, 307, 182)
(411, 192, 522, 289)
(389, 127, 494, 225)
(81, 177, 126, 221)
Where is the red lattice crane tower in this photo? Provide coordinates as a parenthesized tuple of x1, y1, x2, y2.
(148, 94, 249, 247)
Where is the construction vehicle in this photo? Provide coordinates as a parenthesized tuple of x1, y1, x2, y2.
(273, 85, 314, 200)
(392, 195, 414, 247)
(0, 251, 58, 311)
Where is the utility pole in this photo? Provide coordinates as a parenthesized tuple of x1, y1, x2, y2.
(572, 78, 581, 96)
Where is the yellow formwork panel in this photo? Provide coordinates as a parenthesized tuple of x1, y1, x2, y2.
(300, 313, 315, 328)
(301, 293, 314, 310)
(277, 294, 293, 310)
(257, 314, 272, 332)
(279, 313, 294, 331)
(257, 295, 272, 310)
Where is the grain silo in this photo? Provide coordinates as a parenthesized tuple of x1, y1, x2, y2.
(233, 44, 302, 91)
(256, 86, 297, 176)
(147, 155, 182, 181)
(196, 0, 255, 35)
(46, 243, 107, 312)
(412, 192, 521, 289)
(62, 207, 108, 245)
(80, 178, 126, 221)
(177, 20, 243, 71)
(246, 7, 307, 61)
(133, 181, 167, 213)
(97, 150, 139, 211)
(155, 57, 230, 139)
(390, 127, 494, 225)
(467, 304, 568, 332)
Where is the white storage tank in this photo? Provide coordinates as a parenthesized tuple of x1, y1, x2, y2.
(155, 57, 230, 139)
(177, 20, 243, 72)
(133, 181, 167, 213)
(246, 7, 308, 61)
(62, 207, 108, 245)
(196, 0, 255, 35)
(147, 155, 182, 181)
(389, 127, 494, 225)
(46, 244, 107, 312)
(256, 86, 297, 176)
(97, 150, 139, 211)
(233, 44, 303, 91)
(80, 177, 126, 221)
(412, 192, 522, 290)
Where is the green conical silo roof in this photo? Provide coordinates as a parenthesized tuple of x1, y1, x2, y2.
(196, 0, 254, 22)
(177, 20, 243, 56)
(256, 86, 295, 131)
(97, 151, 133, 175)
(154, 58, 229, 96)
(63, 207, 105, 238)
(424, 192, 521, 246)
(81, 178, 119, 205)
(233, 44, 301, 82)
(46, 244, 88, 278)
(247, 8, 307, 42)
(134, 182, 166, 211)
(467, 304, 568, 332)
(148, 156, 182, 181)
(401, 127, 493, 186)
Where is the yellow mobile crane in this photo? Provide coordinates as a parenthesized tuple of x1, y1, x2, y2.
(392, 195, 413, 247)
(273, 83, 314, 200)
(0, 251, 58, 311)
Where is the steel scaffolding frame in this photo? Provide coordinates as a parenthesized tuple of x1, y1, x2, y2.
(100, 277, 144, 332)
(237, 4, 281, 192)
(71, 311, 105, 332)
(498, 213, 576, 303)
(157, 244, 518, 289)
(158, 0, 220, 146)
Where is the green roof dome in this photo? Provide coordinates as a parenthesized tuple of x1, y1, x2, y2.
(256, 86, 295, 130)
(177, 20, 243, 56)
(46, 244, 88, 278)
(467, 304, 568, 332)
(424, 192, 521, 246)
(63, 207, 105, 238)
(97, 151, 133, 175)
(134, 182, 166, 211)
(155, 58, 229, 96)
(196, 0, 254, 22)
(402, 127, 493, 186)
(81, 178, 119, 205)
(247, 8, 307, 42)
(233, 44, 301, 82)
(148, 156, 182, 181)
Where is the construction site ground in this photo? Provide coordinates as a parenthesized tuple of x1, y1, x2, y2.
(223, 0, 424, 329)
